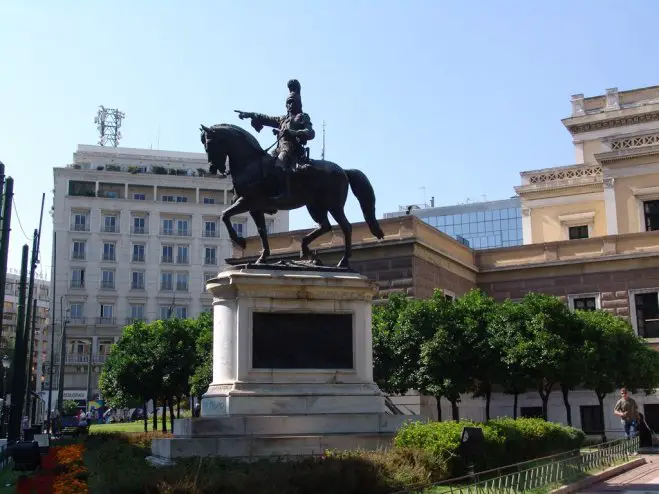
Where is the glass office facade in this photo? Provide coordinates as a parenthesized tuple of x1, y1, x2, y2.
(420, 206, 522, 249)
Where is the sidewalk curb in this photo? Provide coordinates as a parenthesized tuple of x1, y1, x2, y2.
(551, 457, 646, 493)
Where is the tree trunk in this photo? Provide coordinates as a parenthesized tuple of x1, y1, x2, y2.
(485, 388, 492, 422)
(597, 391, 607, 443)
(169, 398, 175, 432)
(435, 395, 442, 421)
(561, 385, 572, 426)
(152, 398, 158, 431)
(161, 398, 168, 432)
(176, 396, 181, 419)
(143, 402, 148, 433)
(451, 399, 460, 421)
(538, 382, 552, 421)
(513, 392, 519, 419)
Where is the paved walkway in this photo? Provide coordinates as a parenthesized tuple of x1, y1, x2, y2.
(583, 455, 659, 492)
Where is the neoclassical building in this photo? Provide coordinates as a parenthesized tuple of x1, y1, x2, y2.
(230, 84, 659, 437)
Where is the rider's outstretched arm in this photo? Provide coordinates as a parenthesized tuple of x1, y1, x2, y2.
(295, 113, 315, 141)
(251, 113, 284, 128)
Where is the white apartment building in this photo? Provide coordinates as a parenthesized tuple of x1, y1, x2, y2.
(50, 144, 289, 404)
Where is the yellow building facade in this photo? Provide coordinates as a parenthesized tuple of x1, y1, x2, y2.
(518, 85, 659, 245)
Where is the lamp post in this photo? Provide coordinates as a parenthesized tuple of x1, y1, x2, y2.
(1, 354, 10, 438)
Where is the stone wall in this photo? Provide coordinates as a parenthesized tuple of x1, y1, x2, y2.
(414, 257, 477, 299)
(352, 256, 415, 299)
(478, 268, 659, 321)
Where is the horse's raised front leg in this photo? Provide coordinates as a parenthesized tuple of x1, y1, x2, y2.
(301, 207, 332, 261)
(221, 197, 250, 250)
(250, 211, 270, 264)
(329, 207, 352, 268)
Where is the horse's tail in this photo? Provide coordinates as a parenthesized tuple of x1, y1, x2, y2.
(345, 169, 385, 240)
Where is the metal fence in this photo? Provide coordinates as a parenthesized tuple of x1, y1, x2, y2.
(410, 436, 639, 493)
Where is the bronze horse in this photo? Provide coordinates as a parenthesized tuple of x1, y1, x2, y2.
(200, 123, 384, 267)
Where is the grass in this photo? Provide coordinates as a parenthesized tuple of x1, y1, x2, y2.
(89, 421, 150, 434)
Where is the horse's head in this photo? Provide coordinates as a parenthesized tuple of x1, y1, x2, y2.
(200, 124, 227, 176)
(200, 123, 267, 177)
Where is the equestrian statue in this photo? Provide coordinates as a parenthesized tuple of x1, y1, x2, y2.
(199, 79, 384, 268)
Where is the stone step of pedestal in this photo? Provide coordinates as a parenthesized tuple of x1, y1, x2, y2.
(174, 413, 412, 437)
(152, 432, 396, 459)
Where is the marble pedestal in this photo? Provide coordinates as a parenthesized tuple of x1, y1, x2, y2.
(150, 264, 413, 461)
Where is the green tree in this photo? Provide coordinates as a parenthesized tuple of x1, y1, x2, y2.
(577, 309, 646, 440)
(372, 293, 412, 396)
(490, 299, 534, 419)
(454, 289, 501, 420)
(99, 321, 163, 432)
(190, 312, 213, 400)
(417, 291, 472, 421)
(554, 308, 586, 427)
(508, 293, 572, 421)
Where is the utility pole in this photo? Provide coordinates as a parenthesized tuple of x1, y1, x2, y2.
(46, 232, 56, 434)
(8, 245, 28, 442)
(22, 230, 38, 419)
(27, 298, 37, 422)
(0, 177, 14, 344)
(25, 194, 45, 418)
(57, 296, 67, 415)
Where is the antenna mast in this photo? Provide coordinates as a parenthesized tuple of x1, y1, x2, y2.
(94, 105, 126, 147)
(321, 120, 326, 160)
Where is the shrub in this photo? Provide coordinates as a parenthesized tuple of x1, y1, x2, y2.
(394, 420, 504, 476)
(394, 418, 585, 478)
(62, 400, 79, 417)
(487, 417, 585, 463)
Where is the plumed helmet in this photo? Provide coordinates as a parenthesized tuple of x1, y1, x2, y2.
(286, 79, 302, 106)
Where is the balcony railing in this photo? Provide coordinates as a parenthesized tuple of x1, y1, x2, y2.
(160, 226, 191, 237)
(131, 282, 145, 290)
(125, 317, 146, 325)
(96, 317, 116, 325)
(70, 280, 84, 289)
(58, 353, 109, 365)
(102, 253, 116, 262)
(70, 223, 90, 232)
(72, 252, 86, 260)
(161, 282, 173, 291)
(101, 224, 119, 233)
(161, 255, 173, 263)
(132, 254, 145, 262)
(176, 284, 189, 292)
(68, 317, 86, 325)
(131, 226, 147, 235)
(176, 256, 189, 264)
(204, 257, 217, 265)
(100, 280, 115, 290)
(203, 230, 218, 238)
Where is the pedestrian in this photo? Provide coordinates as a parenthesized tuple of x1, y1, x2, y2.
(614, 387, 640, 439)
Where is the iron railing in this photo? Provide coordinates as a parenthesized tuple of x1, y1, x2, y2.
(400, 436, 639, 493)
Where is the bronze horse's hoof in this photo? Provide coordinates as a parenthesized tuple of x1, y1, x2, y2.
(235, 237, 247, 250)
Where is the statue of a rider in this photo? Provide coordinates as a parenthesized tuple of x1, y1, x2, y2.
(236, 79, 315, 202)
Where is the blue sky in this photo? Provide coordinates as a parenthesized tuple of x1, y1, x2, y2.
(1, 0, 658, 273)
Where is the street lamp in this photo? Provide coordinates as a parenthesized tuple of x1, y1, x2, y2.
(1, 354, 10, 438)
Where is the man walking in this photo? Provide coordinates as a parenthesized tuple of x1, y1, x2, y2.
(614, 387, 639, 439)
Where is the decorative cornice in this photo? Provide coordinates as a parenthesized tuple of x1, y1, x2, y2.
(595, 144, 659, 164)
(515, 177, 603, 195)
(565, 111, 659, 135)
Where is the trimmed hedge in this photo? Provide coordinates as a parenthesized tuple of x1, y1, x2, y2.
(84, 419, 586, 493)
(394, 418, 585, 478)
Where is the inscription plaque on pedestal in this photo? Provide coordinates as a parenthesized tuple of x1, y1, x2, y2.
(252, 312, 353, 369)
